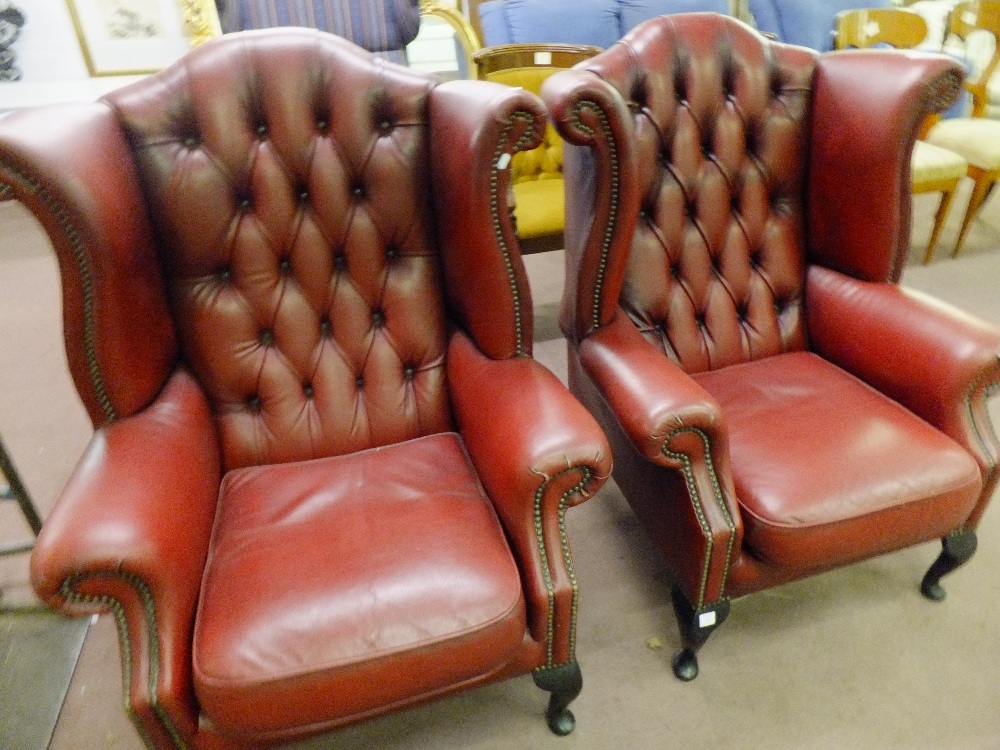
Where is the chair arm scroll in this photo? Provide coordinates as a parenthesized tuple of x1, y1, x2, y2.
(577, 313, 743, 607)
(30, 369, 221, 748)
(447, 331, 611, 667)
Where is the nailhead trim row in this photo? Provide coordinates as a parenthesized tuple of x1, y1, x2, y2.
(531, 465, 593, 670)
(660, 426, 736, 609)
(60, 571, 187, 750)
(0, 167, 116, 422)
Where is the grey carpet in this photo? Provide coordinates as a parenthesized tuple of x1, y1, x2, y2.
(0, 610, 90, 750)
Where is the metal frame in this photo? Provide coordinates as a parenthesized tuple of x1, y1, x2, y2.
(0, 434, 42, 557)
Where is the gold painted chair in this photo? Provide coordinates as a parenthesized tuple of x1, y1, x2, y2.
(475, 43, 601, 254)
(412, 0, 481, 79)
(924, 0, 1000, 257)
(835, 7, 969, 263)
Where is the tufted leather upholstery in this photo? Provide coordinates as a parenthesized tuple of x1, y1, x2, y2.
(0, 29, 611, 748)
(543, 13, 1000, 679)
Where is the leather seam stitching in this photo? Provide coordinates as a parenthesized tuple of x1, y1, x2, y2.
(490, 110, 537, 356)
(531, 464, 592, 670)
(0, 169, 116, 422)
(661, 426, 735, 608)
(568, 99, 619, 333)
(60, 571, 186, 750)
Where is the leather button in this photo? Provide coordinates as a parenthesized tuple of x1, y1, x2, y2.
(355, 375, 365, 390)
(303, 383, 314, 399)
(320, 318, 332, 337)
(371, 310, 384, 328)
(260, 329, 275, 346)
(404, 365, 416, 380)
(246, 395, 262, 412)
(255, 123, 268, 138)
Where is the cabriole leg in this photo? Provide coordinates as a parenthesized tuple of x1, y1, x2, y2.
(671, 584, 730, 682)
(921, 530, 978, 602)
(532, 661, 583, 736)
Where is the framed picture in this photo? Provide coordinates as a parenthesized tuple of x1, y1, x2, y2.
(66, 0, 221, 76)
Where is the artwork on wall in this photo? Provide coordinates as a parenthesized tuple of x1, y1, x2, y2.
(66, 0, 220, 75)
(0, 2, 26, 81)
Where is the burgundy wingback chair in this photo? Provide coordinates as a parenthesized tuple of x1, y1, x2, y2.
(0, 29, 611, 748)
(541, 13, 1000, 680)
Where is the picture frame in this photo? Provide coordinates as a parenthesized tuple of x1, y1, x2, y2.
(66, 0, 221, 76)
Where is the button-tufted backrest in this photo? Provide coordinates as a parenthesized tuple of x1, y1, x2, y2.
(105, 30, 454, 470)
(576, 14, 816, 373)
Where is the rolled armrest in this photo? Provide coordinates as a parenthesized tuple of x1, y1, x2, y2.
(808, 265, 1000, 526)
(577, 313, 743, 607)
(447, 331, 611, 666)
(579, 313, 727, 462)
(30, 369, 221, 742)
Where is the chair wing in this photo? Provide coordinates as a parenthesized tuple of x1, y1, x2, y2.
(833, 6, 969, 263)
(543, 12, 1000, 681)
(475, 43, 602, 254)
(0, 28, 611, 748)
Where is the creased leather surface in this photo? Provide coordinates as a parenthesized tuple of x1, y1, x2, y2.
(695, 352, 982, 568)
(194, 432, 525, 736)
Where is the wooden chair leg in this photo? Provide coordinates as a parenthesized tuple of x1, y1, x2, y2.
(953, 168, 995, 258)
(923, 183, 959, 264)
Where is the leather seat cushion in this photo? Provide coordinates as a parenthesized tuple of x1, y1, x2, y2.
(193, 432, 526, 739)
(513, 178, 565, 239)
(694, 352, 982, 569)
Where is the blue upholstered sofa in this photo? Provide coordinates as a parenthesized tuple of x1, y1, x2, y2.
(747, 0, 893, 51)
(476, 0, 732, 48)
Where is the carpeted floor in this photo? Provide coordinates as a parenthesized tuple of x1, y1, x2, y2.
(0, 179, 998, 749)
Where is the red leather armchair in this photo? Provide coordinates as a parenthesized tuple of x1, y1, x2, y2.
(0, 29, 611, 748)
(542, 13, 1000, 680)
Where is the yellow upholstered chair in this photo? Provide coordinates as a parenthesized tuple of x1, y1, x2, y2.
(475, 43, 601, 254)
(924, 0, 1000, 257)
(835, 7, 969, 263)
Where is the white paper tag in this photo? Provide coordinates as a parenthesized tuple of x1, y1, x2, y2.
(962, 10, 978, 25)
(699, 611, 717, 628)
(534, 51, 553, 65)
(497, 153, 512, 170)
(863, 20, 880, 38)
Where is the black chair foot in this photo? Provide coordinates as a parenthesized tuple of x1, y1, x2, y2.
(533, 661, 583, 736)
(672, 647, 699, 681)
(921, 530, 977, 602)
(670, 584, 729, 682)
